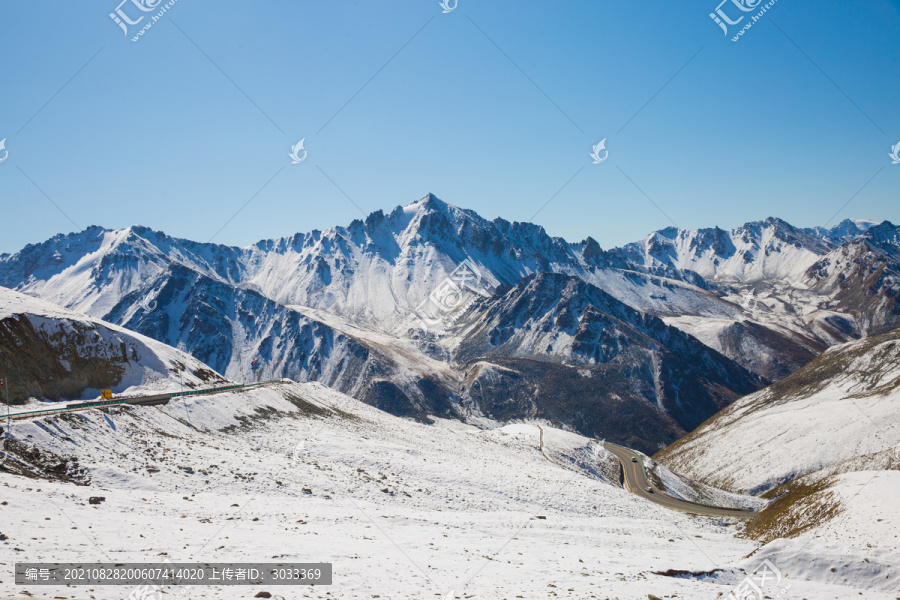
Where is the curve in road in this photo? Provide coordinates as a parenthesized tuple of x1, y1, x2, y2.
(603, 441, 756, 519)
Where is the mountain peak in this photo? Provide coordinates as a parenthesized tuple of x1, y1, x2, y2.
(407, 193, 454, 214)
(804, 218, 879, 243)
(398, 193, 495, 237)
(407, 193, 487, 219)
(863, 220, 900, 249)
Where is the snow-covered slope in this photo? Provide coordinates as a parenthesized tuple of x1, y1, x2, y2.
(656, 326, 900, 495)
(0, 286, 226, 403)
(1, 381, 894, 599)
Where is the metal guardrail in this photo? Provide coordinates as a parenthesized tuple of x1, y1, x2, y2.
(5, 379, 285, 421)
(6, 398, 129, 421)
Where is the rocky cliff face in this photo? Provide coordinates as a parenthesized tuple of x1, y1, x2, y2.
(0, 288, 226, 404)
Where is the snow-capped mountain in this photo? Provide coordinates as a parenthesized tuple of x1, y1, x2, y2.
(0, 286, 226, 403)
(805, 218, 880, 242)
(803, 225, 900, 337)
(4, 198, 900, 600)
(615, 217, 886, 285)
(614, 217, 833, 283)
(0, 196, 740, 331)
(650, 219, 900, 379)
(1, 194, 897, 447)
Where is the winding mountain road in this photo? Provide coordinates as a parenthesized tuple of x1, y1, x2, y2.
(603, 442, 756, 518)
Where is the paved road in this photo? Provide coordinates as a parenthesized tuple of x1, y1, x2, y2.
(5, 380, 285, 421)
(603, 442, 756, 518)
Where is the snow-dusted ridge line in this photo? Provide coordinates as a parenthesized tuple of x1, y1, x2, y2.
(2, 196, 889, 326)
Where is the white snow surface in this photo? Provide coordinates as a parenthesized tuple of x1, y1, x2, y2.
(659, 332, 900, 495)
(0, 382, 893, 599)
(802, 470, 900, 550)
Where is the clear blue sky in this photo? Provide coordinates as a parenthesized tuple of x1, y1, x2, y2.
(1, 0, 898, 254)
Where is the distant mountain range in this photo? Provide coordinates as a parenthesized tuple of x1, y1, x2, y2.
(1, 194, 898, 452)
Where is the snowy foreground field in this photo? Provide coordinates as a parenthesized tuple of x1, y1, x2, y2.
(1, 383, 896, 599)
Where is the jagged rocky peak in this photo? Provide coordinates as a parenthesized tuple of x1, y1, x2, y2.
(805, 218, 880, 242)
(415, 191, 445, 208)
(403, 193, 467, 222)
(731, 216, 825, 250)
(864, 221, 900, 251)
(617, 216, 841, 282)
(402, 193, 488, 233)
(579, 236, 604, 263)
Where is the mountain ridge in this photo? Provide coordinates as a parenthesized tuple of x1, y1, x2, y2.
(1, 194, 898, 448)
